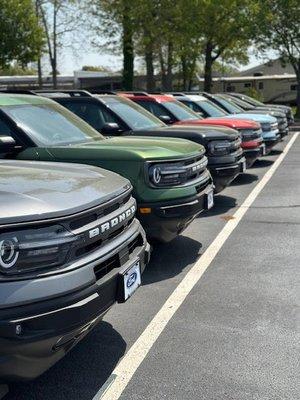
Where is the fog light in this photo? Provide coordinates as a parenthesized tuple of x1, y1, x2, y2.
(15, 324, 22, 335)
(139, 207, 152, 214)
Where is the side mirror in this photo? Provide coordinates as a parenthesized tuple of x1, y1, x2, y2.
(196, 112, 205, 118)
(159, 115, 172, 124)
(101, 122, 122, 135)
(0, 136, 16, 153)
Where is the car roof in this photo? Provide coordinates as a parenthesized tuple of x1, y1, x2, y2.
(120, 93, 174, 103)
(178, 94, 207, 102)
(0, 93, 53, 106)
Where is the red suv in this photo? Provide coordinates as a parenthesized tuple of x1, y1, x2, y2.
(122, 93, 264, 167)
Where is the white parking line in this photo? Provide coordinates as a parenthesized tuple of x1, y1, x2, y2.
(95, 133, 299, 400)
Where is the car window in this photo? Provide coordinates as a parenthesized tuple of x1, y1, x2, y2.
(135, 100, 173, 119)
(163, 101, 199, 121)
(196, 100, 227, 117)
(2, 103, 103, 146)
(214, 97, 243, 113)
(106, 100, 164, 130)
(180, 100, 203, 114)
(0, 117, 13, 136)
(61, 101, 121, 131)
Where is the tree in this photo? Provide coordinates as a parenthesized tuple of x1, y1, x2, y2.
(87, 0, 136, 90)
(193, 0, 253, 92)
(0, 0, 44, 69)
(37, 0, 80, 88)
(254, 0, 300, 116)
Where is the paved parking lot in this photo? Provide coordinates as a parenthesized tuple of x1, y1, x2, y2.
(6, 133, 300, 400)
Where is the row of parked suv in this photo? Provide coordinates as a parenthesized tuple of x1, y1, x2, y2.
(0, 90, 292, 383)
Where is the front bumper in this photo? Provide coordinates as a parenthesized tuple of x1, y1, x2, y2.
(138, 177, 214, 242)
(263, 133, 281, 154)
(242, 140, 264, 167)
(0, 220, 150, 382)
(209, 156, 246, 193)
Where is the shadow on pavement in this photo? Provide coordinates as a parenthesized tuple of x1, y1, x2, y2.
(231, 172, 258, 186)
(270, 149, 283, 155)
(143, 235, 202, 285)
(253, 159, 274, 168)
(201, 194, 237, 218)
(7, 322, 126, 400)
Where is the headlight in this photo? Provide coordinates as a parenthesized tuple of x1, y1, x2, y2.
(261, 122, 271, 131)
(208, 140, 231, 156)
(239, 129, 262, 140)
(148, 156, 208, 187)
(0, 225, 77, 275)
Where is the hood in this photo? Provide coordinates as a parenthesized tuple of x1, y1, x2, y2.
(258, 104, 290, 113)
(178, 117, 259, 130)
(0, 160, 130, 224)
(136, 124, 240, 142)
(53, 136, 204, 161)
(245, 109, 285, 118)
(226, 113, 277, 124)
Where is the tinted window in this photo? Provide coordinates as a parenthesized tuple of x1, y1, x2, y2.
(196, 100, 227, 117)
(0, 117, 13, 136)
(163, 101, 199, 121)
(3, 103, 103, 146)
(180, 100, 204, 114)
(61, 101, 122, 131)
(214, 97, 243, 113)
(136, 100, 173, 119)
(104, 98, 165, 130)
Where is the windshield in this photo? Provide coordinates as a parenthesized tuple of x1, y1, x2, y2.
(215, 96, 243, 114)
(3, 103, 103, 146)
(196, 100, 228, 117)
(240, 95, 263, 107)
(104, 97, 165, 130)
(227, 96, 256, 110)
(163, 101, 200, 121)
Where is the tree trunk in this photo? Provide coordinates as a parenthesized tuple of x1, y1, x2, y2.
(296, 73, 300, 118)
(165, 41, 173, 91)
(35, 1, 42, 88)
(52, 0, 57, 89)
(159, 49, 167, 91)
(51, 57, 57, 89)
(37, 58, 42, 88)
(181, 56, 187, 91)
(145, 44, 155, 92)
(122, 1, 134, 90)
(204, 41, 213, 93)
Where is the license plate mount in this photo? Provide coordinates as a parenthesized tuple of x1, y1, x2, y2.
(118, 260, 141, 303)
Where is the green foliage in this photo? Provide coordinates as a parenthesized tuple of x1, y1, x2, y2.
(0, 63, 37, 76)
(253, 0, 300, 116)
(0, 0, 44, 68)
(82, 65, 112, 72)
(244, 87, 264, 102)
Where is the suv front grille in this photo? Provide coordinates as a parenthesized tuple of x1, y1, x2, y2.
(147, 152, 209, 188)
(94, 234, 143, 281)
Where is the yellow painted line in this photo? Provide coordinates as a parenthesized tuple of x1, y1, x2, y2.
(95, 132, 299, 400)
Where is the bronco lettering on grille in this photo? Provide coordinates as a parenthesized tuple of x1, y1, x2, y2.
(89, 205, 136, 238)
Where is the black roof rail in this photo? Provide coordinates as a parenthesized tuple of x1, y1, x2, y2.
(168, 92, 186, 96)
(34, 90, 93, 97)
(0, 89, 37, 95)
(119, 91, 149, 96)
(89, 90, 117, 95)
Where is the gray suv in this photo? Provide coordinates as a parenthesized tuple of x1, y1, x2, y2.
(0, 143, 150, 382)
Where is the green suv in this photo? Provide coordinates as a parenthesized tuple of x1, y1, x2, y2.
(0, 94, 214, 242)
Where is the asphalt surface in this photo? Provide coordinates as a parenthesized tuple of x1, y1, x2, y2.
(5, 133, 300, 400)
